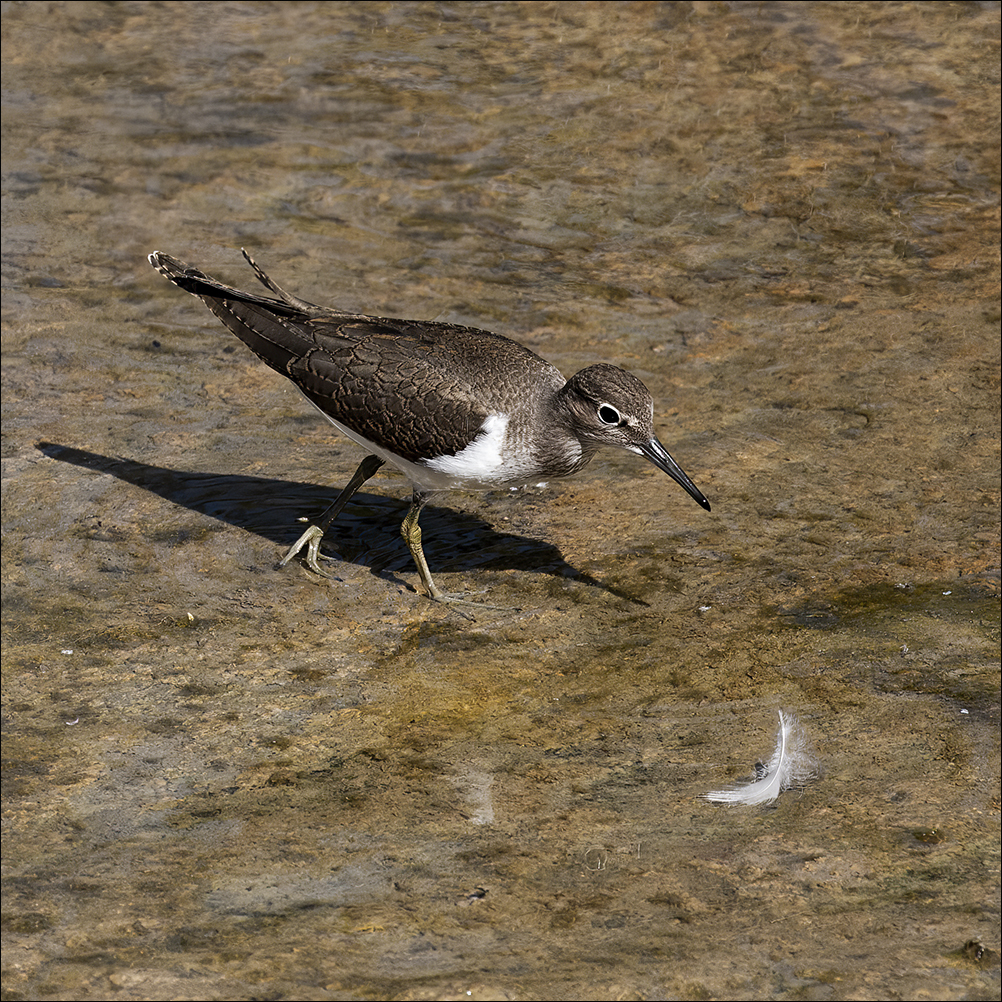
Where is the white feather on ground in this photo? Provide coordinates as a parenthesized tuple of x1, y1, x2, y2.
(705, 711, 818, 806)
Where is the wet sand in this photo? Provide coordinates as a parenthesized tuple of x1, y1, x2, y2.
(2, 3, 999, 1000)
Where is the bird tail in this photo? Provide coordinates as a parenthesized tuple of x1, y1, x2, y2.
(149, 250, 327, 377)
(148, 251, 315, 318)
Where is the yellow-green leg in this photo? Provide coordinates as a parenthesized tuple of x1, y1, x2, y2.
(399, 490, 444, 599)
(280, 454, 385, 576)
(401, 490, 500, 611)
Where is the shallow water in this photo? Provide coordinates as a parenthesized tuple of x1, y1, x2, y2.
(2, 3, 999, 1000)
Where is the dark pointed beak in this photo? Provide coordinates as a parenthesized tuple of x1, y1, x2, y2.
(639, 438, 711, 511)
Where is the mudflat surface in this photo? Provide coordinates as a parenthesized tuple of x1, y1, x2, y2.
(2, 3, 999, 1000)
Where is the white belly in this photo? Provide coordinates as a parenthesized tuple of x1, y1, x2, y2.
(308, 399, 563, 492)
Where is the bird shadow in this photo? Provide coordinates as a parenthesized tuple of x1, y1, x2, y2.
(36, 442, 648, 605)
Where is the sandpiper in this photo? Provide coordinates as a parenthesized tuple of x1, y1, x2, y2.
(149, 250, 710, 602)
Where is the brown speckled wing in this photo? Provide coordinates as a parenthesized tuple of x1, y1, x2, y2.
(194, 301, 547, 462)
(288, 319, 496, 463)
(150, 252, 564, 463)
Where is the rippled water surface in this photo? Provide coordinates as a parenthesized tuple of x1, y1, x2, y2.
(3, 3, 999, 1000)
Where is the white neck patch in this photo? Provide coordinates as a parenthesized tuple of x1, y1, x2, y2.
(307, 396, 520, 491)
(421, 413, 510, 487)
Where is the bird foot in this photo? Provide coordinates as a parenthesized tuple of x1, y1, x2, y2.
(422, 585, 515, 618)
(278, 524, 337, 577)
(279, 527, 513, 618)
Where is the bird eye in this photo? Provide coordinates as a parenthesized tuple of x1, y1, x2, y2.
(598, 405, 620, 425)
